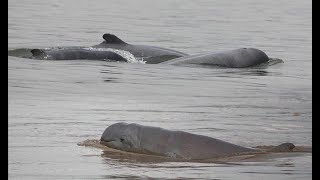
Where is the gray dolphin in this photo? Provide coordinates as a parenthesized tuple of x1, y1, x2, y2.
(161, 48, 270, 68)
(100, 123, 295, 160)
(30, 47, 127, 61)
(93, 33, 188, 63)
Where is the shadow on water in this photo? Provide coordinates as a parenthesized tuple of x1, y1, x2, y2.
(102, 64, 119, 68)
(225, 69, 270, 76)
(100, 69, 122, 75)
(101, 174, 212, 180)
(100, 65, 123, 83)
(100, 175, 158, 180)
(103, 77, 119, 83)
(167, 57, 284, 77)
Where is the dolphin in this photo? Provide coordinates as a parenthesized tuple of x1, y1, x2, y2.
(161, 48, 270, 68)
(93, 33, 188, 63)
(30, 47, 127, 61)
(100, 123, 295, 160)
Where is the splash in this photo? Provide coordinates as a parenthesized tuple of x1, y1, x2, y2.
(84, 47, 146, 64)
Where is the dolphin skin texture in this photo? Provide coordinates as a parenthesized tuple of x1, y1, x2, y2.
(161, 48, 269, 68)
(30, 47, 127, 61)
(100, 123, 295, 160)
(93, 33, 188, 63)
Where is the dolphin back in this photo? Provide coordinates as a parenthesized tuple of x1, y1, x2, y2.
(161, 48, 269, 68)
(138, 124, 255, 160)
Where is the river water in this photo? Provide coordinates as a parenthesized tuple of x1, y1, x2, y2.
(8, 0, 312, 179)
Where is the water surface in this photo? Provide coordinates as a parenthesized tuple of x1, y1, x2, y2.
(8, 0, 312, 179)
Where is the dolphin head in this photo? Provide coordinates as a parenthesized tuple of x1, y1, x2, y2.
(100, 123, 141, 151)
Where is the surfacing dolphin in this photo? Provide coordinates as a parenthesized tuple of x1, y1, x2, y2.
(93, 33, 188, 63)
(30, 47, 127, 61)
(100, 123, 295, 160)
(161, 48, 270, 68)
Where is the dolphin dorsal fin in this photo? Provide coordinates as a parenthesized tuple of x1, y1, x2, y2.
(31, 49, 45, 56)
(102, 33, 127, 44)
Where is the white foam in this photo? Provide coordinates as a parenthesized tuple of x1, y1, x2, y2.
(84, 47, 146, 64)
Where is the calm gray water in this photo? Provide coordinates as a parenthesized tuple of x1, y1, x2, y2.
(8, 0, 312, 179)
